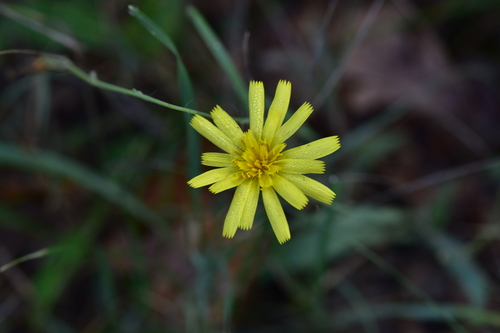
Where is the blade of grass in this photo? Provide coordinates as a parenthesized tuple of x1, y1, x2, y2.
(429, 182, 459, 229)
(282, 205, 408, 271)
(313, 0, 385, 108)
(186, 5, 248, 108)
(256, 0, 310, 80)
(351, 241, 470, 333)
(124, 216, 152, 317)
(128, 5, 201, 206)
(0, 204, 48, 236)
(0, 248, 51, 273)
(424, 230, 488, 307)
(467, 187, 500, 254)
(127, 5, 183, 61)
(128, 5, 194, 104)
(32, 72, 51, 143)
(331, 303, 500, 329)
(0, 76, 32, 120)
(308, 0, 339, 84)
(0, 4, 83, 54)
(94, 247, 117, 318)
(32, 203, 107, 327)
(417, 204, 489, 307)
(337, 280, 379, 333)
(221, 261, 235, 332)
(0, 143, 165, 229)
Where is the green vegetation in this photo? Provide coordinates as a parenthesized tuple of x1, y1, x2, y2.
(0, 0, 499, 332)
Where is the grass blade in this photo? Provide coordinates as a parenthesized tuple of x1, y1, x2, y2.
(186, 5, 247, 108)
(424, 230, 489, 307)
(332, 303, 500, 329)
(127, 5, 181, 59)
(32, 203, 107, 326)
(0, 248, 50, 273)
(351, 241, 469, 333)
(128, 5, 201, 205)
(0, 4, 83, 54)
(337, 281, 379, 333)
(0, 143, 165, 228)
(313, 0, 384, 107)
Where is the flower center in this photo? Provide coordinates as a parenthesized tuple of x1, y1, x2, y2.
(233, 130, 286, 188)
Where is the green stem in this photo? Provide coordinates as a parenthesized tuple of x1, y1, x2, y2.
(61, 58, 209, 117)
(1, 51, 249, 123)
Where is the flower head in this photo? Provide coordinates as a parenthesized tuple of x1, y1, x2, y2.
(188, 80, 340, 243)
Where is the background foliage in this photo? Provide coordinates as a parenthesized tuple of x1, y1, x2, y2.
(1, 0, 500, 332)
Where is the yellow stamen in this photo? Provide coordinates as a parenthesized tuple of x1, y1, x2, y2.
(232, 130, 286, 186)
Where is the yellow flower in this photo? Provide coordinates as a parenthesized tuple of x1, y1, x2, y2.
(188, 80, 340, 243)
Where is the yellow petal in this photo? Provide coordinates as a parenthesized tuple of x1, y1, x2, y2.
(281, 173, 335, 204)
(272, 102, 314, 147)
(209, 174, 245, 194)
(262, 187, 291, 244)
(190, 115, 239, 153)
(243, 130, 260, 151)
(249, 81, 265, 140)
(269, 80, 291, 123)
(211, 105, 245, 150)
(277, 159, 325, 174)
(187, 167, 238, 188)
(262, 80, 291, 142)
(259, 172, 273, 188)
(281, 136, 340, 160)
(272, 174, 308, 210)
(201, 152, 234, 167)
(222, 179, 253, 238)
(238, 180, 260, 230)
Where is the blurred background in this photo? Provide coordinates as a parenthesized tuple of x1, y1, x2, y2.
(0, 0, 500, 332)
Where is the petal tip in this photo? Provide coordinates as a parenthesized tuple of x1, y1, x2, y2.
(222, 228, 237, 239)
(297, 202, 308, 210)
(278, 234, 291, 244)
(325, 192, 336, 205)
